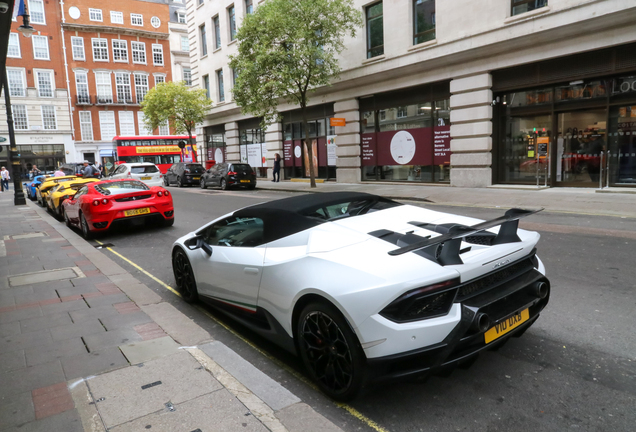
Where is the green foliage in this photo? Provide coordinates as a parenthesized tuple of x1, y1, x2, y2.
(229, 0, 363, 127)
(141, 81, 212, 138)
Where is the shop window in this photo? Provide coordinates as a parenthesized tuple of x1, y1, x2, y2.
(555, 81, 607, 101)
(366, 1, 383, 58)
(284, 124, 292, 141)
(413, 0, 435, 45)
(502, 88, 552, 107)
(511, 0, 547, 16)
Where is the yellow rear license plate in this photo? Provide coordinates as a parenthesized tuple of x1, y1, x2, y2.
(192, 177, 200, 180)
(124, 207, 150, 217)
(240, 179, 250, 183)
(484, 308, 529, 344)
(141, 176, 151, 180)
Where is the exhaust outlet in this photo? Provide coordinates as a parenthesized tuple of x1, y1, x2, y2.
(534, 281, 549, 299)
(472, 312, 490, 333)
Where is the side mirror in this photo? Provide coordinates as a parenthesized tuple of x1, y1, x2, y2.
(185, 235, 212, 256)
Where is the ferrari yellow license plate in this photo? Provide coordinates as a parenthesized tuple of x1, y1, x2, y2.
(124, 207, 150, 217)
(240, 180, 250, 183)
(484, 308, 529, 344)
(141, 176, 151, 180)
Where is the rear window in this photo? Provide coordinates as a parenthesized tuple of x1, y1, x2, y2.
(131, 166, 159, 174)
(185, 164, 205, 173)
(231, 164, 252, 172)
(95, 181, 149, 195)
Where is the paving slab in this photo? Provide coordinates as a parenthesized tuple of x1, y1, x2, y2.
(0, 305, 42, 324)
(83, 293, 131, 309)
(141, 302, 212, 346)
(119, 336, 180, 365)
(0, 360, 65, 399)
(82, 327, 143, 352)
(49, 319, 106, 342)
(8, 267, 84, 287)
(0, 390, 35, 429)
(68, 379, 107, 432)
(68, 304, 119, 323)
(109, 390, 268, 432)
(200, 341, 300, 412)
(60, 346, 130, 380)
(0, 321, 21, 337)
(0, 328, 53, 354)
(25, 337, 88, 367)
(99, 310, 153, 331)
(20, 312, 73, 334)
(2, 408, 83, 432)
(116, 281, 163, 305)
(0, 350, 26, 374)
(276, 402, 344, 432)
(87, 351, 223, 428)
(39, 299, 88, 316)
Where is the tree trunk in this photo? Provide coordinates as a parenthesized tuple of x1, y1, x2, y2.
(301, 100, 316, 188)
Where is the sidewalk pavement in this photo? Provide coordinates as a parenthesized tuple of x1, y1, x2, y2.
(1, 181, 635, 432)
(0, 191, 343, 432)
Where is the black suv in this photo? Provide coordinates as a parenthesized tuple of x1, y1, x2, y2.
(200, 163, 257, 190)
(164, 163, 206, 187)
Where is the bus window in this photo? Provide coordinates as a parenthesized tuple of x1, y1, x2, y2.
(150, 140, 157, 145)
(143, 156, 158, 163)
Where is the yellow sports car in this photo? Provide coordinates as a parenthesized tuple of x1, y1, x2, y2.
(46, 178, 99, 218)
(37, 176, 77, 207)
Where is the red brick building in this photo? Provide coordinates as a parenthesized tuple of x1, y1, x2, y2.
(61, 0, 172, 170)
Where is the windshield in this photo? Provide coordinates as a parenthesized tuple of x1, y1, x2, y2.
(95, 181, 150, 195)
(131, 166, 159, 174)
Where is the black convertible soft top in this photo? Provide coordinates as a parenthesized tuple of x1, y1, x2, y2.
(233, 192, 400, 243)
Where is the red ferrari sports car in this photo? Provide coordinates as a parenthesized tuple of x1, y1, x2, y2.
(62, 179, 174, 239)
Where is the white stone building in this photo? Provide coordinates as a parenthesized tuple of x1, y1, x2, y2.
(186, 0, 636, 188)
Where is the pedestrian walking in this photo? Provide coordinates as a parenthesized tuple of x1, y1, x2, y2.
(272, 153, 281, 182)
(81, 161, 98, 178)
(0, 166, 10, 191)
(94, 161, 103, 178)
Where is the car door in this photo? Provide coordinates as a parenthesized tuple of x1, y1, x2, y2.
(191, 216, 266, 310)
(65, 185, 88, 223)
(166, 164, 176, 183)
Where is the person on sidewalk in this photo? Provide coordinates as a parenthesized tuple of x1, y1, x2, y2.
(31, 165, 42, 178)
(53, 167, 65, 177)
(81, 161, 98, 178)
(0, 166, 9, 191)
(272, 153, 281, 182)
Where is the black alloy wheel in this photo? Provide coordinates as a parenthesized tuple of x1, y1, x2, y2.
(220, 178, 228, 190)
(172, 249, 198, 303)
(297, 302, 367, 401)
(80, 213, 93, 240)
(177, 176, 183, 188)
(200, 178, 206, 189)
(64, 209, 71, 228)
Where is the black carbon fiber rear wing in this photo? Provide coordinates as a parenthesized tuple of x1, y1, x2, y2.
(387, 208, 543, 262)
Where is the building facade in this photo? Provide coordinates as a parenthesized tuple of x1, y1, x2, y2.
(61, 0, 172, 173)
(1, 0, 73, 177)
(187, 0, 636, 188)
(169, 0, 191, 88)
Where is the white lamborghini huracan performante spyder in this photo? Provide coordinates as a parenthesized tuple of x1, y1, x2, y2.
(172, 192, 550, 400)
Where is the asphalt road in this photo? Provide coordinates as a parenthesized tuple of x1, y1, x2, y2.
(68, 185, 636, 432)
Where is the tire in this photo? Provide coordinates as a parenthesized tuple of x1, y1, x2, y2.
(172, 249, 198, 303)
(64, 208, 72, 228)
(164, 176, 170, 187)
(80, 213, 93, 240)
(220, 179, 228, 190)
(162, 217, 175, 227)
(200, 179, 207, 189)
(177, 176, 183, 188)
(296, 301, 367, 401)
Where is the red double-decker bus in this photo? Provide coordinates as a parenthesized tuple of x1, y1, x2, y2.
(112, 135, 198, 174)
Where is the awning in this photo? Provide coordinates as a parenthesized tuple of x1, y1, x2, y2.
(99, 150, 114, 157)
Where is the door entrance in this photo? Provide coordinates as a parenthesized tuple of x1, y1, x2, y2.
(555, 109, 606, 186)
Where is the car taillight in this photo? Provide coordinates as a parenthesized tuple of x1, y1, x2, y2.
(251, 171, 256, 176)
(185, 169, 190, 173)
(379, 278, 460, 323)
(93, 198, 109, 206)
(127, 172, 132, 177)
(164, 190, 169, 196)
(92, 200, 100, 206)
(102, 198, 108, 205)
(228, 171, 237, 175)
(157, 191, 163, 197)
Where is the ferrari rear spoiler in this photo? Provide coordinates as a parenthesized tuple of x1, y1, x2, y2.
(387, 208, 543, 263)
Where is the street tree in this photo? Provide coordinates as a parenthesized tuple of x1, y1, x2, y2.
(229, 0, 363, 187)
(141, 81, 212, 160)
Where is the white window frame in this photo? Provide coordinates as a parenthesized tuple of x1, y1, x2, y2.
(158, 120, 170, 136)
(79, 111, 93, 141)
(89, 8, 103, 22)
(6, 68, 26, 97)
(134, 73, 149, 104)
(177, 11, 186, 24)
(180, 35, 189, 52)
(131, 13, 143, 26)
(110, 11, 124, 24)
(183, 68, 191, 86)
(137, 111, 152, 136)
(75, 70, 90, 104)
(115, 72, 132, 104)
(153, 74, 166, 86)
(41, 106, 57, 130)
(112, 39, 128, 63)
(118, 111, 136, 136)
(71, 36, 85, 61)
(94, 71, 113, 104)
(13, 105, 29, 130)
(152, 44, 164, 66)
(32, 35, 50, 60)
(28, 0, 46, 25)
(35, 69, 54, 98)
(92, 38, 109, 62)
(99, 111, 116, 141)
(131, 41, 146, 64)
(8, 33, 21, 58)
(150, 17, 160, 28)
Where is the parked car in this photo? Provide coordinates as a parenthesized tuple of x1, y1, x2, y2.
(36, 176, 78, 207)
(109, 162, 163, 187)
(63, 179, 174, 239)
(200, 163, 257, 190)
(46, 178, 100, 219)
(23, 175, 48, 201)
(164, 163, 206, 187)
(171, 192, 549, 401)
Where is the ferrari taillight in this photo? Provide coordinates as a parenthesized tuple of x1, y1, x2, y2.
(92, 198, 109, 206)
(157, 191, 163, 197)
(164, 190, 170, 196)
(92, 200, 100, 206)
(102, 198, 108, 205)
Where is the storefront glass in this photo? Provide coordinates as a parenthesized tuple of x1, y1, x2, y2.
(608, 105, 636, 184)
(239, 127, 266, 177)
(282, 116, 337, 180)
(17, 144, 66, 178)
(501, 114, 552, 184)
